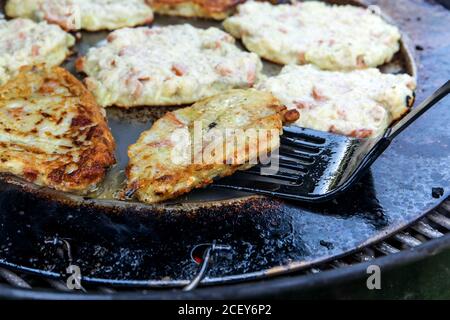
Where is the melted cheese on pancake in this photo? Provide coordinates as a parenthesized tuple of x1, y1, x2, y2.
(126, 89, 298, 203)
(0, 66, 116, 192)
(77, 24, 262, 108)
(223, 1, 401, 70)
(0, 18, 74, 86)
(5, 0, 153, 31)
(257, 65, 416, 138)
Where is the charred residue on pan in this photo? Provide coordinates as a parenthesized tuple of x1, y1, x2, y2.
(0, 0, 450, 286)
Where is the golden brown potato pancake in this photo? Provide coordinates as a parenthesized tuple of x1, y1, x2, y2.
(125, 89, 298, 204)
(0, 66, 116, 192)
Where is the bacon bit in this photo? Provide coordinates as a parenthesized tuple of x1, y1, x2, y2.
(215, 65, 232, 76)
(144, 28, 162, 36)
(132, 81, 144, 99)
(75, 57, 85, 71)
(328, 39, 335, 46)
(331, 126, 373, 138)
(110, 59, 116, 67)
(24, 168, 38, 182)
(293, 101, 311, 109)
(31, 45, 40, 56)
(350, 129, 373, 139)
(247, 65, 256, 86)
(8, 107, 24, 118)
(356, 55, 366, 68)
(171, 63, 187, 76)
(166, 112, 185, 127)
(407, 81, 416, 90)
(147, 140, 173, 148)
(283, 109, 300, 123)
(18, 32, 26, 40)
(119, 47, 132, 56)
(107, 33, 117, 42)
(329, 125, 341, 135)
(298, 52, 306, 64)
(44, 13, 63, 26)
(312, 86, 327, 101)
(44, 7, 76, 31)
(278, 27, 288, 34)
(143, 29, 153, 36)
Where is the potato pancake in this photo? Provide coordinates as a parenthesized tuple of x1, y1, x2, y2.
(223, 1, 401, 70)
(0, 66, 116, 192)
(126, 89, 298, 204)
(77, 24, 262, 108)
(0, 18, 74, 86)
(148, 0, 244, 20)
(257, 65, 416, 138)
(5, 0, 153, 31)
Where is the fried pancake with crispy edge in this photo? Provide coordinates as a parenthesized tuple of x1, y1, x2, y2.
(125, 89, 298, 204)
(0, 65, 116, 192)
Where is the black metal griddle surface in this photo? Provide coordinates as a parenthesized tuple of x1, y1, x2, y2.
(0, 0, 449, 286)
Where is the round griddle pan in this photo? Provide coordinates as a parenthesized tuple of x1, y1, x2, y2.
(0, 0, 449, 287)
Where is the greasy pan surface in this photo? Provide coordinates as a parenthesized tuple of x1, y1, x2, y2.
(0, 0, 449, 286)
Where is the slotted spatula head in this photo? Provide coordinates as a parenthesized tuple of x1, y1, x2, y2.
(213, 80, 450, 202)
(213, 126, 390, 202)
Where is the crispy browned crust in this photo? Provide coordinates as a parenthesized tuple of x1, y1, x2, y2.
(148, 0, 245, 19)
(0, 65, 116, 192)
(125, 89, 299, 203)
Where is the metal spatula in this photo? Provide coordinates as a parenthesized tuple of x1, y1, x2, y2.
(212, 80, 450, 202)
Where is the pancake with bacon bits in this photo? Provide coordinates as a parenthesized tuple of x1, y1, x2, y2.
(125, 89, 299, 204)
(0, 18, 74, 86)
(76, 24, 263, 108)
(148, 0, 244, 20)
(258, 65, 416, 138)
(223, 1, 401, 70)
(5, 0, 153, 31)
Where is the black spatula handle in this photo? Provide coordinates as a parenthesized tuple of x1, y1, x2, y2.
(388, 80, 450, 140)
